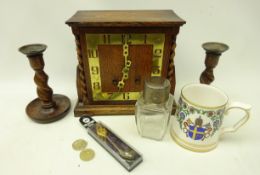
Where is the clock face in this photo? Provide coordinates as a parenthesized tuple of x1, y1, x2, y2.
(85, 33, 165, 101)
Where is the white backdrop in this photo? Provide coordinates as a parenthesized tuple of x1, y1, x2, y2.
(1, 0, 260, 175)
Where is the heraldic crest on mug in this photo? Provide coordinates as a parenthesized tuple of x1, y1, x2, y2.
(171, 83, 251, 152)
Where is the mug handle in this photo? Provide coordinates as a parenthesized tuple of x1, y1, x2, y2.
(221, 102, 251, 135)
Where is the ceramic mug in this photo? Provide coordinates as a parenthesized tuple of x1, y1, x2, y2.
(170, 83, 251, 152)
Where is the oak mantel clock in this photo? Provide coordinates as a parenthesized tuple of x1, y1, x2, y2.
(66, 10, 185, 116)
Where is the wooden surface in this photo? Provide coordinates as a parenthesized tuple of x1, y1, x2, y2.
(66, 10, 186, 27)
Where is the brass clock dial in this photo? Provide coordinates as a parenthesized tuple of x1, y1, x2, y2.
(85, 33, 165, 101)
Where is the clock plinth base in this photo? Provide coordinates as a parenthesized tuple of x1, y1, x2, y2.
(26, 94, 71, 123)
(74, 102, 135, 116)
(74, 101, 176, 116)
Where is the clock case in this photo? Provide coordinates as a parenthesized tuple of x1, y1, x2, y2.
(66, 10, 185, 116)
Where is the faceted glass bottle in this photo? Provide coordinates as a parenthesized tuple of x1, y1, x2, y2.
(135, 77, 174, 140)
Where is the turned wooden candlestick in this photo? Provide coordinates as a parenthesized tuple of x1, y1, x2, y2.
(200, 42, 229, 84)
(19, 44, 70, 123)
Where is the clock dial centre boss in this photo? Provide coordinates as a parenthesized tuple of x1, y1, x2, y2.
(66, 10, 185, 116)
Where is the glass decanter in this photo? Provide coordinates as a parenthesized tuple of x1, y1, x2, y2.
(135, 77, 174, 140)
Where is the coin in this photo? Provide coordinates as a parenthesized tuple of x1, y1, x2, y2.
(72, 139, 87, 151)
(80, 149, 95, 161)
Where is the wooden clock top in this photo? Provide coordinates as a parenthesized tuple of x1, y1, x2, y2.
(66, 10, 186, 27)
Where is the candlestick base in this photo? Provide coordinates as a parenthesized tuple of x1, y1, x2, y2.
(26, 94, 70, 123)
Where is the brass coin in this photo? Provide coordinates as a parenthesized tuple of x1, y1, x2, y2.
(80, 149, 95, 161)
(72, 139, 87, 151)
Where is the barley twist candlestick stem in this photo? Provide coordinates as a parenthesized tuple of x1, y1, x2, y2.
(200, 42, 229, 84)
(19, 44, 70, 123)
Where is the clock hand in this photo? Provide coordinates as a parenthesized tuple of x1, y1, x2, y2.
(117, 62, 131, 90)
(109, 36, 132, 100)
(117, 35, 132, 91)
